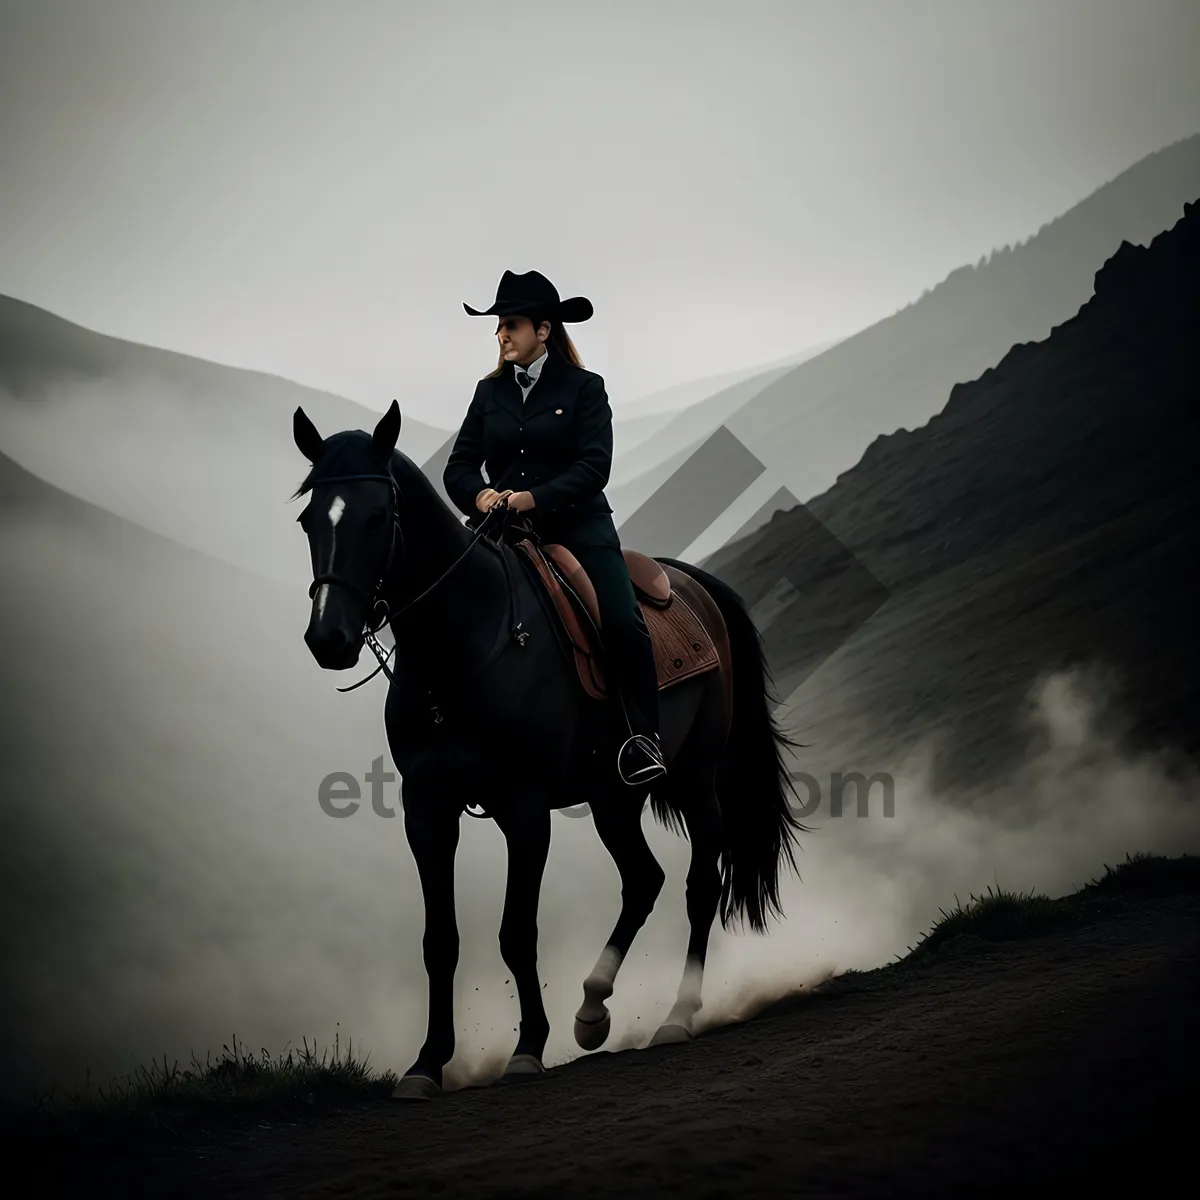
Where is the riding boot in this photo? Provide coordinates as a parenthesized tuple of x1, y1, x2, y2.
(610, 606, 667, 787)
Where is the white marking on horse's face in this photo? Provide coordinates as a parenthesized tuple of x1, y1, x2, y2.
(316, 495, 345, 620)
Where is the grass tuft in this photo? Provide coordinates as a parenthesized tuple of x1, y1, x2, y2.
(908, 886, 1063, 958)
(1082, 850, 1200, 896)
(814, 852, 1200, 999)
(904, 851, 1199, 963)
(6, 1026, 397, 1146)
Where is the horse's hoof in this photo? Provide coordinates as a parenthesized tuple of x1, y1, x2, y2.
(649, 1023, 693, 1047)
(574, 1011, 611, 1051)
(500, 1052, 545, 1082)
(391, 1072, 442, 1101)
(575, 972, 614, 1051)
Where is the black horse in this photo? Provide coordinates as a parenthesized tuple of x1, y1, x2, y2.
(292, 400, 803, 1100)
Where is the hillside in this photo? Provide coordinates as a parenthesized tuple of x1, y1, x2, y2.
(613, 340, 841, 421)
(17, 860, 1200, 1197)
(0, 294, 450, 584)
(0, 293, 444, 441)
(604, 339, 841, 488)
(706, 197, 1200, 784)
(613, 134, 1200, 559)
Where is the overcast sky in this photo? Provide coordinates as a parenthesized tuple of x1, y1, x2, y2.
(2, 0, 1198, 426)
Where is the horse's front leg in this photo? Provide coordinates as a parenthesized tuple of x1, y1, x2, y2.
(492, 799, 552, 1078)
(392, 789, 461, 1101)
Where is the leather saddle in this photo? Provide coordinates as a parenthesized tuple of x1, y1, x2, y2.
(514, 538, 720, 701)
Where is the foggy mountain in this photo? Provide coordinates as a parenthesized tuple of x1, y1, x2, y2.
(615, 343, 840, 420)
(0, 295, 451, 586)
(611, 133, 1200, 560)
(606, 347, 833, 498)
(557, 342, 845, 467)
(707, 197, 1200, 792)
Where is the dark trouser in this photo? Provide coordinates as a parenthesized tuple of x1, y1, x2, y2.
(563, 541, 659, 739)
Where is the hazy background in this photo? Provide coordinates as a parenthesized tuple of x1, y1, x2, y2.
(1, 0, 1199, 1103)
(3, 0, 1200, 424)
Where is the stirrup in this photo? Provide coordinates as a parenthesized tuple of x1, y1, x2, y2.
(617, 732, 667, 786)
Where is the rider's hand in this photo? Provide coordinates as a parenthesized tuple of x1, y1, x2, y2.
(475, 488, 513, 513)
(505, 491, 536, 513)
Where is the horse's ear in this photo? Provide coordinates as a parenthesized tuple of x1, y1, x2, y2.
(294, 407, 325, 462)
(372, 399, 402, 456)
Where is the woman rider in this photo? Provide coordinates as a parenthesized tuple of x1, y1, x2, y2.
(443, 269, 667, 787)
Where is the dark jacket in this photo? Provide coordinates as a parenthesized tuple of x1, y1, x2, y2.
(443, 348, 620, 548)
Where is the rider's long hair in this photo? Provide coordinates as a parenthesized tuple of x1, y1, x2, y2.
(487, 313, 584, 377)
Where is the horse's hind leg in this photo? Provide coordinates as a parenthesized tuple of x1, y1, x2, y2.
(492, 799, 552, 1079)
(574, 792, 666, 1050)
(650, 775, 722, 1045)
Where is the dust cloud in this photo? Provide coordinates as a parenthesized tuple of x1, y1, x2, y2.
(682, 662, 1200, 1038)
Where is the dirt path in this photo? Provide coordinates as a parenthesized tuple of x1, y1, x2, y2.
(40, 895, 1200, 1197)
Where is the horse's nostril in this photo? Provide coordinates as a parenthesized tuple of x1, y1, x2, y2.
(306, 623, 348, 660)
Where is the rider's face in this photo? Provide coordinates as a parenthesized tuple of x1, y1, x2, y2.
(496, 315, 549, 365)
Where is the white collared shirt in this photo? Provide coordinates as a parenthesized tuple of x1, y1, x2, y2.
(514, 347, 547, 403)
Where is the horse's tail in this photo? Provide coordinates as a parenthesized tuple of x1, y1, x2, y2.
(658, 558, 806, 934)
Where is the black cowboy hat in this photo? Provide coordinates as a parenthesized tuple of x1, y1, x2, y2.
(463, 269, 593, 323)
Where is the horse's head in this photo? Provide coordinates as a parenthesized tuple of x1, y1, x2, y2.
(292, 400, 403, 670)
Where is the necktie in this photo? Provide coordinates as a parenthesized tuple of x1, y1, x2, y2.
(516, 370, 532, 388)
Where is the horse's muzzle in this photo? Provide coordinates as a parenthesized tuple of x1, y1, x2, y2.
(304, 622, 362, 670)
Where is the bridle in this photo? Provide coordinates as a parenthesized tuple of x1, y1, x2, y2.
(302, 470, 521, 694)
(305, 471, 406, 682)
